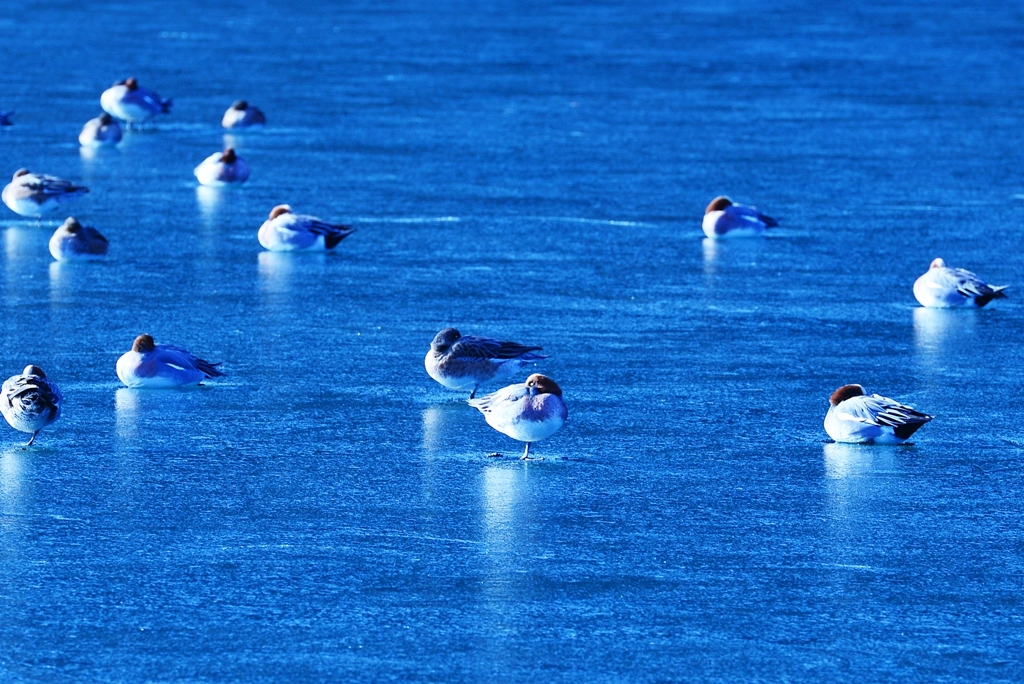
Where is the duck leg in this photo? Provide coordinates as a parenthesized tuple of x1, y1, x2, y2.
(520, 444, 544, 458)
(26, 431, 38, 446)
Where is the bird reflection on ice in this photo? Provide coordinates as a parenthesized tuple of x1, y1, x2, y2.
(481, 465, 521, 569)
(258, 251, 328, 296)
(48, 262, 72, 305)
(0, 448, 25, 510)
(257, 251, 296, 294)
(913, 306, 975, 352)
(823, 442, 876, 479)
(195, 185, 222, 221)
(421, 404, 467, 454)
(4, 226, 35, 260)
(115, 387, 141, 439)
(702, 237, 719, 278)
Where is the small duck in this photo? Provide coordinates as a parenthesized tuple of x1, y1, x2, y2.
(257, 205, 355, 252)
(49, 217, 109, 261)
(2, 169, 89, 218)
(702, 196, 778, 238)
(1, 365, 62, 446)
(425, 328, 549, 398)
(824, 384, 932, 444)
(468, 374, 568, 459)
(194, 148, 250, 187)
(116, 334, 225, 388)
(0, 111, 13, 127)
(913, 258, 1008, 308)
(78, 113, 122, 147)
(222, 100, 266, 129)
(100, 78, 171, 127)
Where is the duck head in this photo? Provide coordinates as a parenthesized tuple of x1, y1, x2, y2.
(430, 328, 461, 353)
(526, 374, 562, 397)
(705, 196, 732, 214)
(268, 204, 292, 220)
(132, 334, 156, 353)
(829, 384, 864, 406)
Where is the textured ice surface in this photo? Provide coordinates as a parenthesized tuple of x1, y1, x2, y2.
(1, 0, 1022, 681)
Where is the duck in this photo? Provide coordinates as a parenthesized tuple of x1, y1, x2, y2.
(425, 328, 549, 398)
(116, 334, 225, 388)
(78, 113, 122, 147)
(194, 148, 250, 187)
(100, 78, 171, 127)
(48, 217, 109, 261)
(824, 384, 932, 444)
(257, 205, 355, 252)
(1, 366, 62, 446)
(468, 374, 568, 459)
(913, 258, 1008, 308)
(702, 196, 778, 238)
(222, 100, 266, 129)
(2, 169, 89, 218)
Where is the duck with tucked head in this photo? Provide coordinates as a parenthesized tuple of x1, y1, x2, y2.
(425, 327, 549, 399)
(257, 205, 355, 252)
(116, 334, 225, 388)
(824, 384, 932, 444)
(49, 217, 109, 261)
(2, 169, 89, 218)
(222, 100, 266, 129)
(913, 258, 1008, 309)
(79, 113, 122, 148)
(100, 77, 171, 128)
(1, 365, 62, 446)
(702, 196, 778, 239)
(194, 148, 250, 187)
(468, 374, 568, 459)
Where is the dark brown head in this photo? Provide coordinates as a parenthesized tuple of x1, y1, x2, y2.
(526, 374, 562, 397)
(231, 100, 248, 111)
(22, 365, 45, 378)
(132, 334, 156, 353)
(61, 217, 83, 234)
(221, 148, 237, 164)
(430, 328, 461, 353)
(99, 113, 114, 125)
(124, 78, 139, 90)
(829, 384, 865, 406)
(705, 196, 733, 214)
(13, 168, 29, 179)
(268, 204, 292, 220)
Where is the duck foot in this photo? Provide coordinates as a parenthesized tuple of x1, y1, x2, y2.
(487, 452, 503, 458)
(519, 455, 545, 461)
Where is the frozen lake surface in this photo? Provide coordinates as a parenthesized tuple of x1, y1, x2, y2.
(2, 0, 1023, 681)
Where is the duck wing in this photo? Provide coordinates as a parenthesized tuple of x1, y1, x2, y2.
(451, 336, 546, 361)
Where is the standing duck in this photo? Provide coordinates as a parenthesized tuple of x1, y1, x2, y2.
(1, 366, 62, 446)
(468, 374, 568, 459)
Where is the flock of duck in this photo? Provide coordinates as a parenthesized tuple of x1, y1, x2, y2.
(0, 78, 1012, 455)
